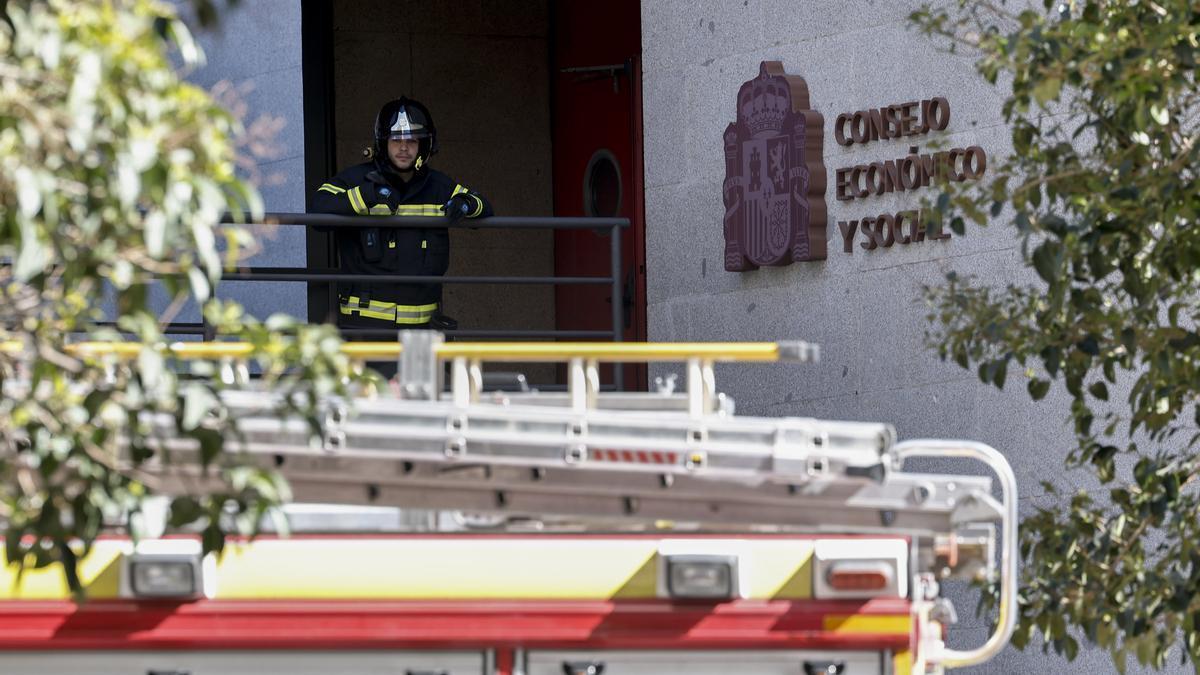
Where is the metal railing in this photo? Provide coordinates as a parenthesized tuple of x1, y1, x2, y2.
(191, 212, 629, 387)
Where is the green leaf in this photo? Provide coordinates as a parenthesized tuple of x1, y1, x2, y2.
(1089, 382, 1109, 401)
(168, 496, 205, 528)
(1029, 378, 1051, 400)
(1063, 634, 1079, 661)
(1077, 336, 1099, 356)
(992, 359, 1008, 389)
(193, 428, 224, 466)
(1032, 240, 1062, 283)
(1033, 76, 1063, 105)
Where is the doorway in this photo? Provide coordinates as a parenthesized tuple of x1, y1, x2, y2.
(551, 0, 647, 390)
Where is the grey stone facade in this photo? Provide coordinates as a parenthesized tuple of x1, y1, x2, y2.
(640, 2, 1164, 673)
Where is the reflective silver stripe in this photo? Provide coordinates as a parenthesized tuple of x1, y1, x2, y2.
(347, 187, 368, 215)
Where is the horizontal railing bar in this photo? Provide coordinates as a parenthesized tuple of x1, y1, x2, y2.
(83, 324, 615, 341)
(89, 322, 209, 335)
(225, 213, 629, 230)
(219, 271, 613, 285)
(340, 329, 616, 340)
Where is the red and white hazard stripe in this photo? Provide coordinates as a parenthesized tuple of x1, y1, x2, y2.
(589, 449, 679, 465)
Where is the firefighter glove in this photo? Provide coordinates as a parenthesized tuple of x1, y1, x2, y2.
(443, 193, 479, 224)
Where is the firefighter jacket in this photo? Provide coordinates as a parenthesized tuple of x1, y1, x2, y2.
(311, 161, 492, 325)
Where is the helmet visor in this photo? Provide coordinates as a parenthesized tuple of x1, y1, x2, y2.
(385, 109, 431, 140)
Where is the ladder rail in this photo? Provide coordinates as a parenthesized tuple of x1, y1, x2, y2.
(137, 396, 1004, 543)
(4, 334, 1019, 671)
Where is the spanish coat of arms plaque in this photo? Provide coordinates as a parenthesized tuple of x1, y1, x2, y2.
(723, 61, 828, 271)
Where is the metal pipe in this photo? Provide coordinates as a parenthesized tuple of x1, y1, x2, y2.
(87, 327, 615, 340)
(339, 329, 613, 339)
(610, 222, 624, 391)
(220, 271, 612, 285)
(226, 213, 630, 230)
(894, 439, 1018, 670)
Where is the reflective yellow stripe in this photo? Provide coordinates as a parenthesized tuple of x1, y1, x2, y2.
(421, 239, 427, 249)
(0, 542, 124, 599)
(452, 184, 469, 196)
(318, 183, 345, 194)
(468, 194, 484, 218)
(344, 297, 437, 313)
(347, 186, 368, 215)
(395, 204, 444, 216)
(0, 537, 828, 601)
(339, 304, 398, 322)
(340, 297, 438, 324)
(208, 538, 816, 600)
(368, 204, 392, 215)
(822, 614, 911, 635)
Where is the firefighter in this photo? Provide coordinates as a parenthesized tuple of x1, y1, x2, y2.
(312, 97, 492, 374)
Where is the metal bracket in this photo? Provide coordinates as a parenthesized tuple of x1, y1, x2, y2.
(567, 358, 599, 412)
(686, 358, 715, 418)
(398, 331, 443, 400)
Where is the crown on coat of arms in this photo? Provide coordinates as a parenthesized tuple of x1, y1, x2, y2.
(741, 75, 789, 136)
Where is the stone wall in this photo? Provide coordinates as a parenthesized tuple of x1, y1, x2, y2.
(639, 2, 1163, 672)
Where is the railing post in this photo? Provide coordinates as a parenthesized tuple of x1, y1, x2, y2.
(610, 221, 624, 391)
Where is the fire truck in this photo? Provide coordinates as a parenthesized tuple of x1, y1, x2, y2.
(0, 333, 1015, 674)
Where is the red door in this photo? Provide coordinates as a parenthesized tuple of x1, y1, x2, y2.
(551, 0, 646, 391)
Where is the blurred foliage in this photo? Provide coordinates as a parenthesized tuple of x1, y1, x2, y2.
(912, 0, 1200, 670)
(0, 0, 372, 594)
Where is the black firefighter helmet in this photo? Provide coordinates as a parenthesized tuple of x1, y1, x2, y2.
(373, 97, 438, 171)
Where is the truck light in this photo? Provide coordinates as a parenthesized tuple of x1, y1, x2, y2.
(825, 560, 894, 592)
(130, 560, 196, 598)
(656, 541, 747, 600)
(121, 539, 210, 600)
(667, 557, 733, 599)
(813, 539, 907, 599)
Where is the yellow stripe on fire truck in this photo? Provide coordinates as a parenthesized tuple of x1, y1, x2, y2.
(0, 537, 908, 607)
